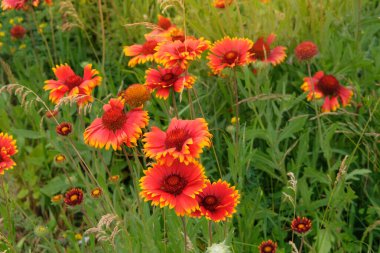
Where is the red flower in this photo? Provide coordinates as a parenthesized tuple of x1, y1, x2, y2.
(45, 109, 59, 118)
(213, 0, 233, 8)
(118, 84, 151, 108)
(291, 216, 312, 234)
(83, 98, 149, 150)
(301, 71, 353, 112)
(0, 132, 18, 174)
(56, 122, 72, 136)
(157, 15, 172, 31)
(10, 25, 26, 39)
(155, 38, 210, 69)
(295, 41, 318, 61)
(143, 118, 212, 165)
(258, 240, 277, 253)
(44, 64, 102, 105)
(145, 66, 196, 99)
(140, 159, 206, 216)
(123, 39, 160, 67)
(1, 0, 39, 10)
(64, 188, 84, 206)
(249, 34, 287, 66)
(207, 37, 253, 74)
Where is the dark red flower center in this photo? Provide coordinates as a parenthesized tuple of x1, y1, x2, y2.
(102, 108, 127, 131)
(165, 128, 189, 151)
(202, 195, 219, 211)
(318, 75, 340, 95)
(65, 75, 83, 90)
(251, 37, 271, 60)
(161, 73, 178, 86)
(161, 174, 187, 196)
(177, 45, 194, 54)
(223, 51, 239, 65)
(142, 40, 158, 55)
(172, 35, 186, 42)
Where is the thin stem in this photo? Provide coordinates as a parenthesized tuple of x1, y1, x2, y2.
(181, 217, 188, 253)
(172, 92, 179, 118)
(0, 178, 15, 249)
(232, 70, 240, 173)
(97, 0, 106, 77)
(208, 220, 213, 247)
(187, 89, 195, 119)
(299, 236, 304, 253)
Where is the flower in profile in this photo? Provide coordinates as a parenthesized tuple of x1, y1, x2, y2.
(44, 64, 102, 105)
(295, 41, 318, 61)
(10, 25, 26, 39)
(0, 132, 18, 174)
(208, 37, 253, 74)
(83, 98, 149, 150)
(206, 241, 231, 253)
(46, 109, 59, 118)
(291, 216, 312, 234)
(109, 175, 120, 183)
(54, 154, 66, 163)
(213, 0, 233, 8)
(123, 39, 160, 67)
(64, 188, 84, 206)
(90, 187, 103, 198)
(249, 34, 287, 66)
(301, 71, 353, 112)
(118, 84, 151, 108)
(145, 66, 196, 100)
(258, 240, 277, 253)
(140, 159, 206, 216)
(190, 180, 239, 222)
(155, 38, 210, 69)
(157, 15, 172, 31)
(56, 122, 72, 136)
(143, 118, 212, 165)
(51, 194, 63, 203)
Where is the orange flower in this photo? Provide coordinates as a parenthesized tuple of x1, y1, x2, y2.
(46, 109, 59, 118)
(44, 64, 102, 105)
(190, 180, 239, 222)
(155, 38, 209, 69)
(140, 159, 206, 216)
(109, 175, 120, 183)
(123, 39, 160, 67)
(291, 216, 312, 234)
(51, 194, 63, 203)
(90, 187, 103, 198)
(157, 15, 172, 30)
(0, 132, 18, 174)
(56, 122, 72, 136)
(1, 0, 26, 10)
(118, 84, 151, 108)
(143, 118, 212, 165)
(64, 188, 84, 206)
(295, 41, 318, 61)
(207, 37, 253, 74)
(258, 240, 277, 253)
(44, 0, 52, 6)
(84, 98, 149, 150)
(249, 34, 287, 66)
(213, 0, 233, 8)
(54, 154, 66, 163)
(301, 71, 353, 112)
(10, 25, 26, 39)
(145, 66, 196, 100)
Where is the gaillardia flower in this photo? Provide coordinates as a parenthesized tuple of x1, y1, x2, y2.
(64, 188, 84, 206)
(249, 34, 287, 66)
(56, 122, 72, 136)
(291, 216, 312, 234)
(213, 0, 233, 8)
(84, 98, 149, 150)
(295, 41, 318, 61)
(140, 159, 206, 216)
(190, 180, 239, 222)
(44, 64, 102, 105)
(51, 194, 63, 203)
(0, 132, 18, 174)
(10, 25, 26, 39)
(123, 39, 160, 67)
(109, 175, 120, 183)
(118, 84, 151, 108)
(145, 66, 196, 99)
(90, 187, 103, 198)
(54, 154, 66, 163)
(301, 71, 353, 112)
(155, 38, 210, 69)
(143, 118, 212, 164)
(208, 37, 253, 74)
(46, 109, 59, 118)
(1, 0, 26, 10)
(258, 240, 277, 253)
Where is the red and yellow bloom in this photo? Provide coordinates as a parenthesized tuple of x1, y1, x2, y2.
(295, 41, 318, 61)
(258, 240, 277, 253)
(140, 159, 206, 216)
(44, 64, 102, 105)
(213, 0, 233, 8)
(10, 25, 26, 39)
(123, 39, 160, 67)
(207, 37, 253, 74)
(64, 188, 84, 206)
(143, 118, 212, 165)
(84, 98, 149, 150)
(155, 38, 209, 69)
(145, 66, 196, 99)
(0, 132, 18, 174)
(249, 34, 287, 66)
(190, 180, 239, 222)
(291, 216, 312, 234)
(301, 71, 353, 112)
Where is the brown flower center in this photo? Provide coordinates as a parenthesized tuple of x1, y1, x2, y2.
(161, 73, 178, 86)
(122, 84, 151, 108)
(223, 51, 239, 65)
(161, 174, 187, 196)
(142, 40, 158, 55)
(102, 108, 127, 131)
(251, 37, 270, 60)
(165, 128, 189, 151)
(202, 195, 219, 211)
(318, 75, 340, 95)
(65, 75, 83, 90)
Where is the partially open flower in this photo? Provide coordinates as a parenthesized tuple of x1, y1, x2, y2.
(54, 154, 66, 163)
(213, 0, 233, 8)
(46, 110, 59, 118)
(56, 122, 72, 136)
(249, 34, 287, 66)
(10, 25, 26, 39)
(258, 240, 277, 253)
(90, 187, 103, 198)
(51, 194, 63, 203)
(64, 188, 84, 206)
(291, 216, 312, 234)
(109, 175, 120, 183)
(295, 41, 318, 61)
